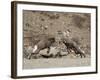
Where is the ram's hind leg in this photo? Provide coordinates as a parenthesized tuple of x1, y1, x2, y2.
(80, 50, 86, 58)
(28, 45, 40, 59)
(75, 49, 86, 58)
(73, 45, 86, 58)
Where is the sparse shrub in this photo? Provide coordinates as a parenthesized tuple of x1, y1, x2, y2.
(72, 15, 85, 29)
(72, 14, 90, 29)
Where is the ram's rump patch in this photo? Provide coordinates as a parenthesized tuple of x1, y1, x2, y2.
(32, 45, 38, 53)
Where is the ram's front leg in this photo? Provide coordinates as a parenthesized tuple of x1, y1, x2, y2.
(47, 47, 50, 54)
(27, 53, 32, 59)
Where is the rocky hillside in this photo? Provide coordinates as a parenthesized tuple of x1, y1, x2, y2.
(23, 10, 91, 55)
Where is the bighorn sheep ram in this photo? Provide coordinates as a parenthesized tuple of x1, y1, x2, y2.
(27, 37, 55, 59)
(62, 38, 86, 58)
(57, 30, 86, 58)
